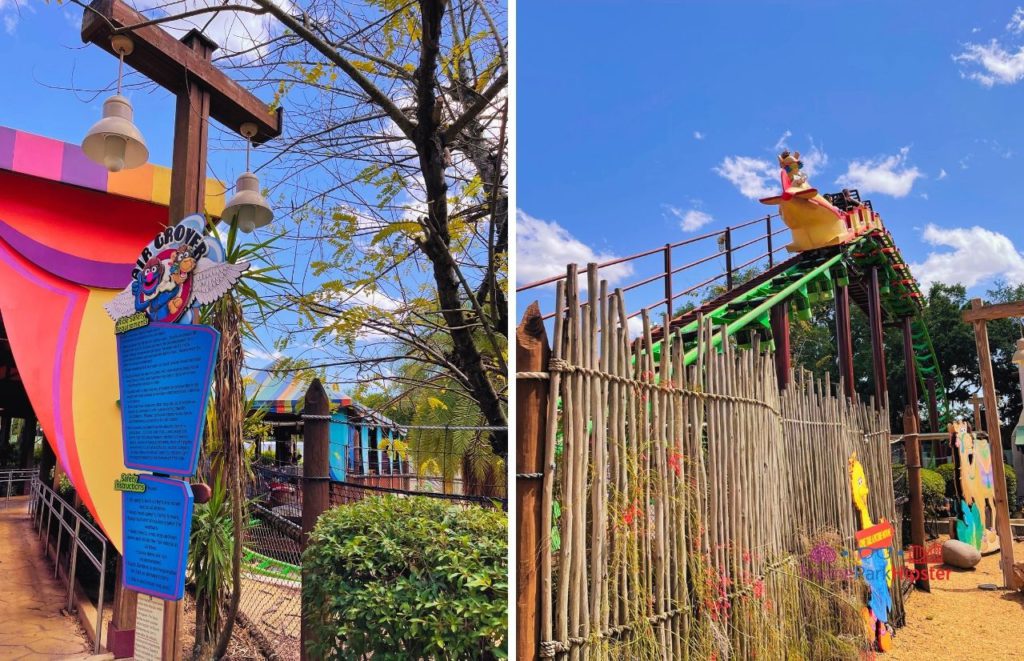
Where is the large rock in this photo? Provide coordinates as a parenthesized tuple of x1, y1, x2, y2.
(942, 539, 982, 569)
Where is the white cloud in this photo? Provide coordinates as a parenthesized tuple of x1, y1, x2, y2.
(1009, 7, 1024, 33)
(131, 0, 291, 60)
(664, 206, 712, 232)
(834, 147, 923, 197)
(693, 131, 705, 140)
(954, 39, 1024, 86)
(911, 224, 1024, 289)
(516, 210, 634, 286)
(920, 193, 929, 200)
(972, 27, 982, 34)
(3, 14, 15, 35)
(713, 156, 777, 199)
(773, 130, 793, 152)
(938, 168, 948, 180)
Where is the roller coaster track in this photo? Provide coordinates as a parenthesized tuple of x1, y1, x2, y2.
(518, 218, 950, 426)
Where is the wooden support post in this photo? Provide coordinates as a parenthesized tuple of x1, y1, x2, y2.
(516, 303, 550, 661)
(926, 377, 939, 435)
(769, 302, 791, 391)
(902, 317, 920, 423)
(169, 31, 214, 225)
(835, 282, 855, 398)
(0, 415, 9, 465)
(867, 266, 888, 410)
(301, 378, 330, 660)
(903, 407, 930, 592)
(37, 437, 55, 484)
(966, 299, 1018, 588)
(17, 414, 35, 494)
(274, 425, 293, 465)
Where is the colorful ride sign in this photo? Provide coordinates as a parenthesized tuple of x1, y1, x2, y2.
(116, 322, 219, 475)
(121, 475, 195, 600)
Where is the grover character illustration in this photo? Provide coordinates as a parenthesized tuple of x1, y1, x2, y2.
(132, 255, 181, 321)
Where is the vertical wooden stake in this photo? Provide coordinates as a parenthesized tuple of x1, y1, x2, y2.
(903, 407, 929, 592)
(300, 378, 330, 659)
(967, 299, 1017, 589)
(516, 303, 550, 661)
(972, 394, 984, 432)
(769, 302, 791, 391)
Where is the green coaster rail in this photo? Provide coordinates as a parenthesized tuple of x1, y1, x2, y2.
(647, 230, 950, 425)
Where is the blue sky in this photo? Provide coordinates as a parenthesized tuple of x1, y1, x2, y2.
(0, 2, 505, 394)
(517, 1, 1024, 319)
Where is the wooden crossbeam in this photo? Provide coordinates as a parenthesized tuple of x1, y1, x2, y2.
(81, 0, 282, 144)
(962, 299, 1024, 323)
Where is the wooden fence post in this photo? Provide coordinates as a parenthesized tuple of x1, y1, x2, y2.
(903, 407, 929, 592)
(300, 378, 331, 660)
(967, 300, 1018, 589)
(516, 303, 550, 661)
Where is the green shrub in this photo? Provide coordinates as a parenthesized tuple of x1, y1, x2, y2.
(893, 464, 946, 516)
(920, 468, 945, 514)
(935, 462, 956, 497)
(303, 496, 507, 660)
(1005, 463, 1017, 509)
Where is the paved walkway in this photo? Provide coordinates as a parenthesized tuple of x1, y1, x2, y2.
(0, 497, 96, 660)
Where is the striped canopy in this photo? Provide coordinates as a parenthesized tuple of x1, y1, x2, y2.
(245, 372, 352, 415)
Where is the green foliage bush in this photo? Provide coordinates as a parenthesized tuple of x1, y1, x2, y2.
(893, 464, 946, 516)
(935, 462, 956, 497)
(920, 468, 945, 513)
(925, 461, 1016, 506)
(303, 495, 508, 660)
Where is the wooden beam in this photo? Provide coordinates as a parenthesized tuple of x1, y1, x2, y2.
(902, 317, 919, 422)
(300, 378, 330, 660)
(868, 266, 888, 410)
(516, 303, 549, 661)
(770, 302, 791, 391)
(961, 299, 1024, 323)
(835, 283, 855, 398)
(81, 0, 282, 143)
(169, 31, 212, 224)
(903, 407, 929, 592)
(968, 298, 1018, 589)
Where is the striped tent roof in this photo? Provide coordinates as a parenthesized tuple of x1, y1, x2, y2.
(245, 372, 352, 415)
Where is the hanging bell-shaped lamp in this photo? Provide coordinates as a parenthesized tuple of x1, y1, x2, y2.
(81, 35, 148, 173)
(222, 122, 273, 233)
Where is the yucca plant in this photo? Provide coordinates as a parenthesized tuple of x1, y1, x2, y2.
(188, 474, 233, 651)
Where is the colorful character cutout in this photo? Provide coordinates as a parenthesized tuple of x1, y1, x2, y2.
(952, 422, 999, 553)
(105, 214, 248, 325)
(849, 452, 894, 653)
(759, 150, 852, 252)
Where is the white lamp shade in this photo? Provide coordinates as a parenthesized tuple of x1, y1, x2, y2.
(222, 172, 273, 232)
(81, 95, 148, 172)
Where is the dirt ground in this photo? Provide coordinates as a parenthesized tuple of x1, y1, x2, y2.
(888, 538, 1024, 660)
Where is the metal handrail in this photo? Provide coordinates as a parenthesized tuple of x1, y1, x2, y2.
(29, 477, 108, 654)
(518, 214, 787, 323)
(0, 468, 35, 507)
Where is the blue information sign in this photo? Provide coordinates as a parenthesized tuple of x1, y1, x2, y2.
(116, 322, 219, 475)
(122, 475, 194, 600)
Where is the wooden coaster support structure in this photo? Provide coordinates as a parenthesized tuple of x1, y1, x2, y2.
(80, 0, 283, 656)
(961, 298, 1020, 589)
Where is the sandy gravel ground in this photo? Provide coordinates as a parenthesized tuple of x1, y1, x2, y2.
(888, 538, 1024, 660)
